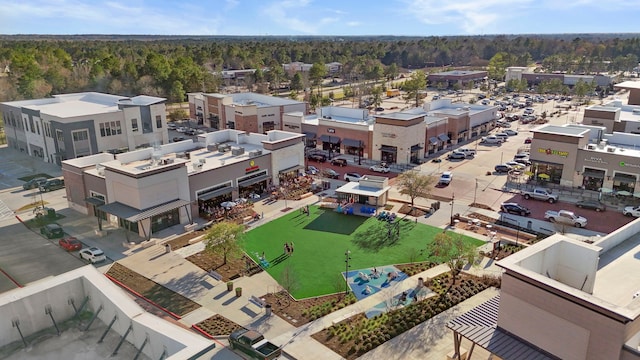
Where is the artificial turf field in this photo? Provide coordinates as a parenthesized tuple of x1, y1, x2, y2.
(243, 206, 483, 299)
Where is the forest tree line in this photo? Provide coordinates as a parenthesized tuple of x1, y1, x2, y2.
(1, 35, 640, 103)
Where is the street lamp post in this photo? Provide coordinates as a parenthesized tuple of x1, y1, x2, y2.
(344, 250, 351, 295)
(450, 193, 455, 226)
(473, 179, 478, 204)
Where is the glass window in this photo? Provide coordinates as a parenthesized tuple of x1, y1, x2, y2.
(156, 115, 162, 129)
(100, 123, 106, 137)
(131, 118, 138, 132)
(115, 120, 122, 134)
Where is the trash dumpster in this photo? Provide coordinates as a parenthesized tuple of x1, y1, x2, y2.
(47, 208, 56, 219)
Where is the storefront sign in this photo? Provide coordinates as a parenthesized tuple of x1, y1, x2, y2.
(327, 128, 335, 133)
(245, 160, 260, 173)
(381, 132, 397, 138)
(619, 161, 640, 168)
(585, 156, 608, 165)
(538, 148, 569, 158)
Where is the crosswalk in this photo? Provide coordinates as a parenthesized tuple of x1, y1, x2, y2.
(0, 199, 14, 220)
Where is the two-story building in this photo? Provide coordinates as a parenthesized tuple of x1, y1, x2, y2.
(1, 92, 168, 164)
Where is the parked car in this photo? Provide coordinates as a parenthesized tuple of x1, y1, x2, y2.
(330, 158, 348, 167)
(623, 206, 640, 217)
(39, 179, 65, 192)
(575, 199, 606, 212)
(306, 165, 319, 175)
(23, 177, 47, 190)
(503, 129, 518, 136)
(513, 153, 531, 166)
(456, 148, 477, 157)
(79, 247, 107, 263)
(228, 329, 281, 360)
(344, 172, 363, 182)
(307, 153, 327, 162)
(172, 136, 185, 142)
(176, 126, 188, 133)
(495, 133, 509, 142)
(524, 137, 532, 144)
(500, 203, 531, 216)
(369, 164, 390, 173)
(59, 237, 82, 251)
(494, 164, 512, 173)
(438, 171, 452, 185)
(544, 210, 588, 228)
(41, 223, 64, 239)
(167, 122, 177, 130)
(505, 161, 525, 170)
(522, 188, 558, 203)
(480, 135, 503, 144)
(322, 169, 339, 179)
(447, 151, 466, 160)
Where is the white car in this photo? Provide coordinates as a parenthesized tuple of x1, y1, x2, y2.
(505, 161, 525, 170)
(495, 133, 509, 142)
(503, 129, 518, 136)
(344, 172, 363, 182)
(176, 127, 188, 133)
(79, 247, 107, 263)
(623, 206, 640, 217)
(456, 148, 477, 157)
(481, 135, 503, 144)
(369, 164, 390, 173)
(439, 171, 452, 185)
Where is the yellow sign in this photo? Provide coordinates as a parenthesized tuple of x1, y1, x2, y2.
(250, 160, 255, 167)
(538, 148, 569, 157)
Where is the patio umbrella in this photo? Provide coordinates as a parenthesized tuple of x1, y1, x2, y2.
(617, 190, 633, 197)
(538, 173, 550, 179)
(524, 171, 534, 176)
(220, 201, 237, 209)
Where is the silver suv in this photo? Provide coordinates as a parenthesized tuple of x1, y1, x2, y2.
(344, 172, 363, 182)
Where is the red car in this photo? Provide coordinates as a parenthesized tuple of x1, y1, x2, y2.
(59, 237, 82, 251)
(524, 137, 532, 144)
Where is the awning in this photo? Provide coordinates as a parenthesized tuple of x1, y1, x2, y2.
(429, 137, 439, 145)
(342, 138, 363, 148)
(238, 174, 270, 187)
(379, 145, 397, 153)
(262, 121, 275, 125)
(438, 134, 450, 142)
(318, 135, 341, 144)
(198, 187, 232, 201)
(582, 170, 605, 179)
(279, 164, 304, 174)
(448, 295, 556, 360)
(98, 199, 190, 222)
(84, 197, 105, 206)
(411, 144, 424, 151)
(304, 132, 316, 139)
(613, 174, 637, 183)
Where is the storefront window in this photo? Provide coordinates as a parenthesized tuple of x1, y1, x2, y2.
(151, 208, 180, 233)
(380, 145, 397, 163)
(581, 168, 605, 191)
(533, 162, 563, 184)
(613, 173, 637, 193)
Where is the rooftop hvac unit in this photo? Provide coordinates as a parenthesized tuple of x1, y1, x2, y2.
(218, 144, 230, 153)
(207, 143, 219, 151)
(199, 158, 206, 165)
(249, 150, 263, 157)
(231, 147, 245, 156)
(96, 164, 105, 176)
(176, 152, 187, 159)
(587, 144, 596, 150)
(607, 147, 616, 153)
(162, 158, 174, 165)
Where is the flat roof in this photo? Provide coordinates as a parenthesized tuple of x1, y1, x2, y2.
(430, 70, 487, 76)
(593, 231, 640, 309)
(614, 80, 640, 90)
(375, 112, 424, 121)
(335, 181, 390, 197)
(532, 125, 589, 137)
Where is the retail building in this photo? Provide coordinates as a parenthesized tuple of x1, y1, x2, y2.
(62, 129, 305, 239)
(1, 92, 168, 164)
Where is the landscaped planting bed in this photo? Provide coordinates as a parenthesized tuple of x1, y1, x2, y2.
(165, 230, 207, 250)
(396, 261, 438, 276)
(397, 203, 428, 217)
(187, 251, 262, 281)
(106, 263, 201, 317)
(261, 291, 356, 327)
(312, 273, 500, 359)
(195, 314, 244, 336)
(482, 243, 526, 260)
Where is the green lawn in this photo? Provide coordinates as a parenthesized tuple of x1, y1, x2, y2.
(243, 206, 483, 299)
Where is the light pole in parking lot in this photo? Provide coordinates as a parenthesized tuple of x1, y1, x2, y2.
(474, 179, 478, 204)
(450, 193, 455, 226)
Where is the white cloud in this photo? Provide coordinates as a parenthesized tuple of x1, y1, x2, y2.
(262, 0, 347, 34)
(347, 21, 362, 27)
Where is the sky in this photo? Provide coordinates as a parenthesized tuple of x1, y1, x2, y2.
(1, 0, 639, 36)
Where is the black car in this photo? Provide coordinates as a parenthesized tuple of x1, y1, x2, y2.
(330, 158, 348, 167)
(307, 154, 327, 162)
(39, 179, 65, 192)
(40, 223, 64, 239)
(494, 164, 512, 173)
(500, 203, 531, 216)
(575, 199, 606, 212)
(322, 169, 339, 179)
(23, 177, 47, 190)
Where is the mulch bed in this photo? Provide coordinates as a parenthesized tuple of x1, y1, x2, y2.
(261, 291, 356, 327)
(165, 230, 207, 250)
(469, 203, 494, 211)
(187, 251, 263, 281)
(106, 263, 201, 317)
(397, 204, 428, 217)
(396, 262, 438, 276)
(195, 314, 245, 336)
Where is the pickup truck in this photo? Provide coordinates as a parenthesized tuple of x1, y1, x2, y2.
(544, 210, 588, 228)
(521, 188, 558, 203)
(229, 329, 281, 360)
